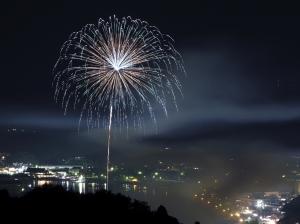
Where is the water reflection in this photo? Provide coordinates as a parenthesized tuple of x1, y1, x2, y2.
(78, 182, 85, 194)
(34, 180, 97, 195)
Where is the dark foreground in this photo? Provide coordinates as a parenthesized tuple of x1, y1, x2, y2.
(0, 185, 180, 223)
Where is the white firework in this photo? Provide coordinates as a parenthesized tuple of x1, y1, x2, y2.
(53, 16, 184, 189)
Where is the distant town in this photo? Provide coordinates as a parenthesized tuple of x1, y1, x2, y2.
(0, 150, 300, 224)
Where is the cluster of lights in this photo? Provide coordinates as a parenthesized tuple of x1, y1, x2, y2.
(124, 176, 138, 183)
(256, 199, 266, 209)
(195, 192, 239, 221)
(0, 166, 27, 175)
(196, 189, 286, 224)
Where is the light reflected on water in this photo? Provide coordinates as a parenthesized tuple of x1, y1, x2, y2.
(78, 182, 85, 194)
(91, 182, 96, 193)
(34, 180, 93, 194)
(133, 184, 137, 192)
(66, 181, 69, 191)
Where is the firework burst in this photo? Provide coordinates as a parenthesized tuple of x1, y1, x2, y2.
(53, 16, 184, 189)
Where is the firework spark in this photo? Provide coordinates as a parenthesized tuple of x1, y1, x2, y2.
(53, 16, 184, 189)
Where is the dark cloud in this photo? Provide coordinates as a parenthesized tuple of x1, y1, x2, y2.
(141, 118, 300, 151)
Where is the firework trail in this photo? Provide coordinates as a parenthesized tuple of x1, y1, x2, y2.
(53, 16, 184, 190)
(106, 105, 112, 190)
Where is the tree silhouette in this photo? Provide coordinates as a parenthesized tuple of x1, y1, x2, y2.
(0, 185, 181, 223)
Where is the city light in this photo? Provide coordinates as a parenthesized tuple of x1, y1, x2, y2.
(256, 200, 266, 209)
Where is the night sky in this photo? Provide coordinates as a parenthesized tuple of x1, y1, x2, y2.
(1, 0, 300, 193)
